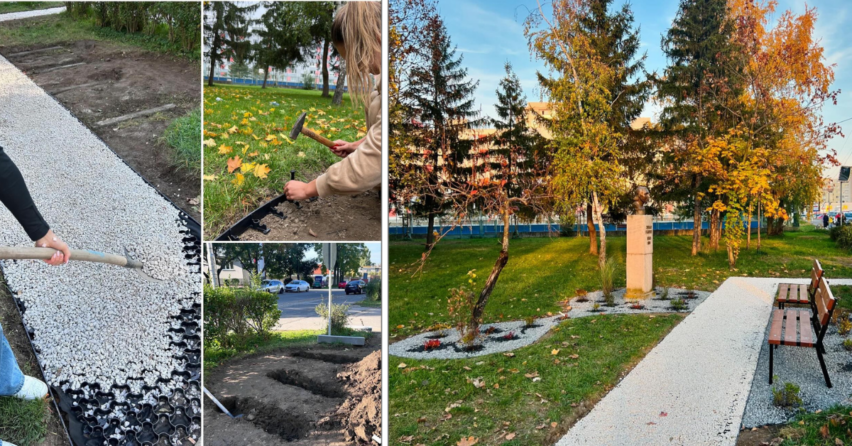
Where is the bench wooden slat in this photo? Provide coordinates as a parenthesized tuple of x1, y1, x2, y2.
(768, 309, 784, 345)
(798, 310, 815, 347)
(783, 310, 798, 346)
(798, 284, 808, 304)
(816, 277, 835, 326)
(777, 283, 789, 302)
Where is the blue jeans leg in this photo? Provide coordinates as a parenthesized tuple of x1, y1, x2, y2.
(0, 322, 24, 396)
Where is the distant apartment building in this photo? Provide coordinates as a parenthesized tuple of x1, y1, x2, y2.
(203, 42, 346, 89)
(819, 178, 851, 212)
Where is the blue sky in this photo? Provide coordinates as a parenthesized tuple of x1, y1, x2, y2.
(304, 242, 382, 265)
(436, 0, 851, 178)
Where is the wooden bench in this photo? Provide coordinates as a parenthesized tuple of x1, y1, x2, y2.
(776, 259, 823, 310)
(768, 276, 836, 388)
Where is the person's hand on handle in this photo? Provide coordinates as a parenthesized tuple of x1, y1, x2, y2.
(284, 179, 319, 201)
(34, 229, 70, 265)
(330, 140, 359, 158)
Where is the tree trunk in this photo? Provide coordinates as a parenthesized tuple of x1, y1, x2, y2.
(746, 202, 753, 250)
(321, 37, 331, 97)
(470, 203, 511, 328)
(331, 66, 346, 106)
(691, 195, 702, 256)
(261, 65, 270, 89)
(425, 210, 436, 252)
(586, 202, 597, 255)
(757, 199, 762, 252)
(208, 52, 217, 87)
(592, 191, 607, 269)
(709, 209, 718, 251)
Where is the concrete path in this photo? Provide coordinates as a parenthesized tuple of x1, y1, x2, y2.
(0, 6, 66, 22)
(556, 277, 852, 446)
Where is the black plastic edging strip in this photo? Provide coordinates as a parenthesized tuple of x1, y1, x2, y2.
(0, 265, 73, 446)
(215, 192, 292, 241)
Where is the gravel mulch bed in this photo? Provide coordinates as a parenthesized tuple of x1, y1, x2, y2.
(741, 312, 852, 428)
(389, 287, 710, 360)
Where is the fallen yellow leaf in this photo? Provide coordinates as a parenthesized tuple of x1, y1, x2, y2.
(240, 162, 257, 174)
(253, 164, 270, 179)
(203, 174, 217, 181)
(203, 139, 216, 147)
(218, 144, 232, 155)
(231, 173, 244, 186)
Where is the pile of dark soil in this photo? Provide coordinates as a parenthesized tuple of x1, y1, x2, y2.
(335, 350, 381, 444)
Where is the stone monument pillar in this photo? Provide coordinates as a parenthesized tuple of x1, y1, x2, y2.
(626, 187, 654, 300)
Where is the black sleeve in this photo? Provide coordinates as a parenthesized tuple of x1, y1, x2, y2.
(0, 147, 50, 241)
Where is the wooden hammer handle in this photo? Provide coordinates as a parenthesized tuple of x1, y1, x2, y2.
(0, 247, 142, 269)
(301, 126, 336, 149)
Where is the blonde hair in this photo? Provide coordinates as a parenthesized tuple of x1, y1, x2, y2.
(333, 2, 381, 109)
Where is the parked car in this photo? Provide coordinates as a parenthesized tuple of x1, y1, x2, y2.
(338, 280, 348, 289)
(312, 277, 327, 288)
(285, 280, 310, 293)
(260, 280, 285, 294)
(344, 280, 365, 295)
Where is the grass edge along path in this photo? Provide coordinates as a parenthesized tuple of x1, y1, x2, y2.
(0, 2, 63, 15)
(389, 313, 683, 445)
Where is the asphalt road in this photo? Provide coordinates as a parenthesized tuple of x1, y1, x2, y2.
(272, 288, 382, 332)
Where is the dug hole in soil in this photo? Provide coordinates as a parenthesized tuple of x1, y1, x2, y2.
(0, 37, 201, 220)
(238, 190, 381, 241)
(204, 340, 381, 445)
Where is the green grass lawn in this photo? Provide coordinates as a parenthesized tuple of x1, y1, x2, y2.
(0, 2, 63, 14)
(775, 406, 852, 445)
(204, 329, 323, 373)
(0, 12, 199, 60)
(390, 314, 682, 445)
(203, 85, 363, 238)
(164, 107, 201, 175)
(388, 226, 852, 445)
(0, 397, 48, 446)
(389, 226, 852, 338)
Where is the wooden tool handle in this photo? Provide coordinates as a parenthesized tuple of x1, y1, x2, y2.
(301, 126, 336, 149)
(0, 247, 142, 269)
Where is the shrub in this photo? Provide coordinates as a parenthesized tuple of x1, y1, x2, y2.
(600, 258, 617, 305)
(301, 72, 316, 90)
(203, 282, 281, 348)
(448, 270, 481, 347)
(364, 278, 381, 302)
(843, 339, 852, 351)
(838, 318, 852, 336)
(772, 381, 802, 408)
(523, 315, 536, 327)
(315, 303, 351, 335)
(671, 298, 687, 311)
(831, 225, 852, 250)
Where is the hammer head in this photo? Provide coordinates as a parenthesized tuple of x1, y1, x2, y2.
(290, 112, 307, 140)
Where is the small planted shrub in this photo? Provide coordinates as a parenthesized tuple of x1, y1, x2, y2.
(447, 270, 482, 348)
(424, 339, 441, 351)
(838, 318, 852, 336)
(503, 331, 516, 340)
(484, 326, 498, 335)
(575, 289, 589, 303)
(591, 302, 601, 312)
(315, 302, 351, 335)
(843, 339, 852, 352)
(523, 316, 536, 328)
(670, 298, 687, 311)
(364, 278, 381, 302)
(772, 381, 802, 408)
(301, 72, 316, 90)
(600, 258, 617, 306)
(629, 303, 645, 310)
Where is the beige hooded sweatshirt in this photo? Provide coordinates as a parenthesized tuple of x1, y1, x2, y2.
(315, 81, 382, 197)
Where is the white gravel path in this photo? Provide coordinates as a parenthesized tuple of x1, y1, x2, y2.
(556, 277, 852, 446)
(0, 6, 66, 22)
(0, 54, 199, 401)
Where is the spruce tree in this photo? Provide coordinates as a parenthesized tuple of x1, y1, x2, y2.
(204, 2, 258, 87)
(656, 0, 741, 255)
(255, 2, 310, 89)
(404, 22, 481, 250)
